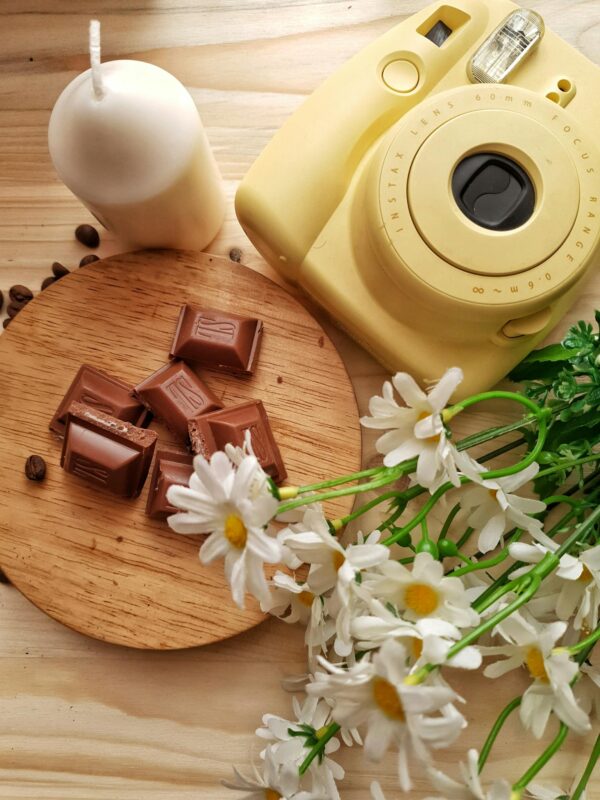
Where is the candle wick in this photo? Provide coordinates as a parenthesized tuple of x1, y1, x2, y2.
(89, 19, 104, 100)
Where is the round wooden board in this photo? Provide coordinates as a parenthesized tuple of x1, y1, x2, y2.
(0, 251, 361, 649)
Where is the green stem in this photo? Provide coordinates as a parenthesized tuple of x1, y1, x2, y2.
(298, 722, 341, 775)
(298, 466, 385, 493)
(447, 391, 548, 479)
(478, 696, 522, 772)
(554, 503, 600, 559)
(567, 624, 600, 655)
(438, 503, 461, 542)
(278, 470, 404, 514)
(512, 724, 569, 791)
(571, 733, 600, 800)
(536, 452, 600, 481)
(449, 530, 522, 578)
(382, 479, 467, 546)
(335, 491, 400, 527)
(456, 527, 475, 550)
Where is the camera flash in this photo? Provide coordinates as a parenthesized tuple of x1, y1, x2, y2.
(468, 9, 545, 84)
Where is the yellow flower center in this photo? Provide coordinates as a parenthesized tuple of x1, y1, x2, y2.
(418, 410, 440, 443)
(224, 514, 247, 549)
(488, 488, 499, 501)
(372, 676, 405, 721)
(404, 583, 439, 616)
(525, 647, 549, 683)
(578, 565, 593, 583)
(411, 637, 423, 660)
(298, 590, 315, 607)
(264, 790, 281, 800)
(332, 549, 346, 572)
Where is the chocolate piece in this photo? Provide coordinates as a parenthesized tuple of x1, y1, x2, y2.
(61, 401, 157, 497)
(145, 449, 194, 519)
(170, 305, 263, 376)
(134, 361, 222, 440)
(188, 400, 286, 483)
(50, 365, 150, 437)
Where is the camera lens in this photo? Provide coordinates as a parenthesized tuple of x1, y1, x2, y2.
(451, 153, 535, 231)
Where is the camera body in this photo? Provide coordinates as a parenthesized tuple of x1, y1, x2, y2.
(235, 0, 600, 397)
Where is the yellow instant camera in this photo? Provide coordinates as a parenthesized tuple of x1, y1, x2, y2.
(236, 0, 600, 397)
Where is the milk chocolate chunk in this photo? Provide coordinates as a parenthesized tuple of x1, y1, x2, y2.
(134, 361, 222, 440)
(50, 364, 150, 437)
(170, 305, 263, 375)
(61, 402, 158, 497)
(188, 400, 286, 483)
(145, 449, 194, 519)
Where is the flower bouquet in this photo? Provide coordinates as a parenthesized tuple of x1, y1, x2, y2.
(167, 314, 600, 800)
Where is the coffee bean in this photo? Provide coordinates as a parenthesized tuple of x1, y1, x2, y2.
(229, 247, 243, 263)
(0, 569, 11, 585)
(25, 454, 46, 482)
(52, 261, 70, 279)
(41, 276, 57, 290)
(6, 302, 23, 318)
(79, 254, 100, 267)
(2, 317, 11, 329)
(75, 224, 100, 248)
(9, 284, 33, 304)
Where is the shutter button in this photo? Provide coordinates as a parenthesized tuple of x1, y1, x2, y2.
(382, 60, 420, 93)
(502, 307, 552, 338)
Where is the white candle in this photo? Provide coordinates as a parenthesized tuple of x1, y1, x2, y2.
(48, 21, 225, 250)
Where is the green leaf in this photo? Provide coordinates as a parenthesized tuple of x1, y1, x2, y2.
(544, 410, 600, 451)
(509, 344, 574, 382)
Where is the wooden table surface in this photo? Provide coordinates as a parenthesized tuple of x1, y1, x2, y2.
(0, 1, 598, 797)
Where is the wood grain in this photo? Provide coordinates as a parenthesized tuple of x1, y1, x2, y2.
(0, 0, 599, 796)
(0, 251, 360, 649)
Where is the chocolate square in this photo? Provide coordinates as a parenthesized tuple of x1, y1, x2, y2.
(145, 449, 194, 519)
(170, 304, 263, 375)
(50, 364, 150, 437)
(134, 361, 222, 440)
(61, 401, 158, 497)
(188, 400, 286, 483)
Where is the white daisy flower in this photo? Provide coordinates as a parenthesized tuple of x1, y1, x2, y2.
(167, 451, 280, 609)
(576, 661, 600, 720)
(326, 576, 374, 658)
(508, 540, 600, 629)
(263, 572, 336, 663)
(280, 508, 389, 596)
(482, 614, 590, 737)
(364, 552, 480, 629)
(308, 639, 465, 791)
(424, 748, 511, 799)
(360, 368, 463, 490)
(555, 544, 600, 630)
(223, 747, 322, 799)
(527, 780, 585, 800)
(351, 599, 482, 670)
(456, 456, 546, 553)
(257, 696, 344, 800)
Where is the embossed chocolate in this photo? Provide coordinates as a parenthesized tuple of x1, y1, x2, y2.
(134, 361, 222, 440)
(188, 400, 286, 483)
(145, 448, 194, 519)
(170, 304, 263, 375)
(50, 364, 150, 437)
(61, 401, 158, 497)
